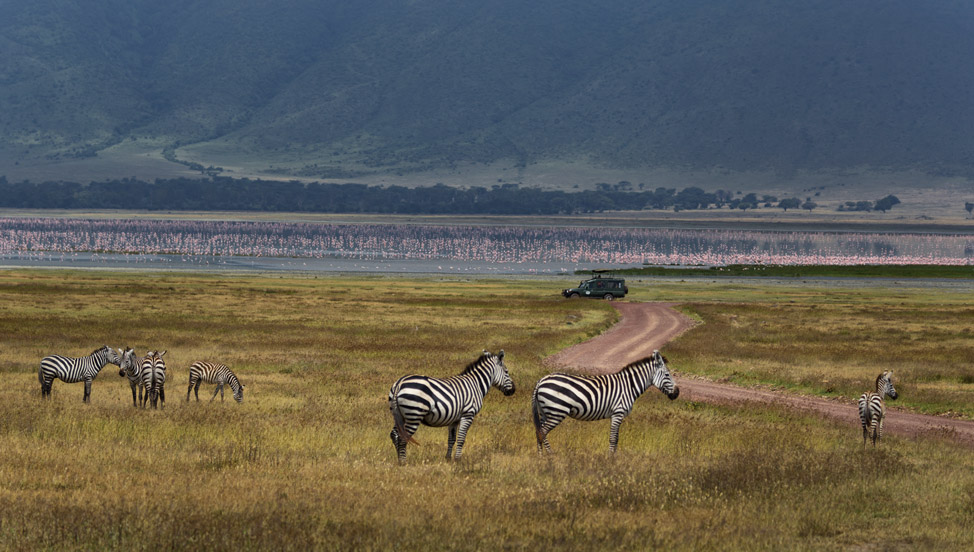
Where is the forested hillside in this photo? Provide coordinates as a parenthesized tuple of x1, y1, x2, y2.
(3, 0, 974, 183)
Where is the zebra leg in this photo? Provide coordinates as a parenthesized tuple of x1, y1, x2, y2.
(130, 382, 137, 407)
(446, 423, 459, 459)
(83, 379, 92, 403)
(193, 380, 202, 401)
(538, 413, 566, 454)
(159, 386, 166, 409)
(210, 383, 222, 402)
(452, 416, 475, 461)
(187, 379, 193, 401)
(608, 414, 626, 453)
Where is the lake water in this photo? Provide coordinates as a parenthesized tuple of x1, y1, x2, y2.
(0, 216, 971, 274)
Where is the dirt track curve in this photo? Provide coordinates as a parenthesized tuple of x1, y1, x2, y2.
(544, 302, 974, 448)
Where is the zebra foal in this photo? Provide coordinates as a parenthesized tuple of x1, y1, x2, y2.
(187, 361, 244, 403)
(38, 345, 122, 402)
(388, 350, 515, 464)
(859, 371, 898, 447)
(532, 350, 679, 453)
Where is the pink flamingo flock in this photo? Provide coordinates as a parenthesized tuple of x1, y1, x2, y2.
(0, 217, 971, 266)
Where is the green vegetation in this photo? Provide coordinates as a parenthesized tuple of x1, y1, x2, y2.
(614, 264, 974, 279)
(5, 2, 974, 181)
(0, 270, 973, 550)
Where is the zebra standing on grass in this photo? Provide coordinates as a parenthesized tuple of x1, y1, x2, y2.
(388, 350, 515, 464)
(859, 371, 898, 447)
(139, 350, 168, 409)
(117, 347, 145, 407)
(532, 350, 679, 453)
(187, 361, 244, 403)
(39, 345, 122, 402)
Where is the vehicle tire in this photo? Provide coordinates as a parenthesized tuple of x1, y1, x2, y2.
(603, 294, 614, 301)
(569, 293, 580, 299)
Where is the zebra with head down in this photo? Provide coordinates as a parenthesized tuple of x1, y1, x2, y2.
(388, 350, 515, 464)
(532, 350, 679, 453)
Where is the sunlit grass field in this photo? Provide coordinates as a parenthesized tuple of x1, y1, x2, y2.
(0, 270, 972, 551)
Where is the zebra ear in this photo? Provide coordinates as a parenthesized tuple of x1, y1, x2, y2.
(159, 350, 167, 357)
(498, 350, 504, 359)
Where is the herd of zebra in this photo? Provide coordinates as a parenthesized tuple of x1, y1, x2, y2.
(387, 349, 901, 463)
(37, 344, 897, 460)
(38, 345, 244, 407)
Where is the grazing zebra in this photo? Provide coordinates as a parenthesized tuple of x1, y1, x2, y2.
(388, 350, 515, 464)
(139, 350, 168, 409)
(38, 345, 122, 402)
(531, 350, 679, 453)
(859, 371, 898, 447)
(117, 347, 146, 407)
(187, 361, 244, 403)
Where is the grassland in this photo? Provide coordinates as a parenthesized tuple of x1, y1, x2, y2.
(0, 270, 972, 551)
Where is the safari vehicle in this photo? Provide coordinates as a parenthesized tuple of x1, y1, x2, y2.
(561, 272, 628, 300)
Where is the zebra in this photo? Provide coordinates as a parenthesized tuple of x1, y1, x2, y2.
(531, 350, 679, 453)
(139, 350, 167, 409)
(38, 345, 122, 402)
(388, 350, 515, 464)
(117, 347, 146, 407)
(858, 371, 898, 447)
(186, 361, 244, 403)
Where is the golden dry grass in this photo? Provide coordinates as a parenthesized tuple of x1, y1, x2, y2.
(0, 270, 972, 551)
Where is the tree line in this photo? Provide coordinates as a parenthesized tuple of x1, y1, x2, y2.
(0, 176, 901, 215)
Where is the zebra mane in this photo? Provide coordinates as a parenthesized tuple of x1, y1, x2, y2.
(620, 354, 664, 373)
(461, 352, 495, 375)
(91, 345, 109, 357)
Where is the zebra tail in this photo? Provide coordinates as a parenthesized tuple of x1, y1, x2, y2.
(531, 384, 545, 443)
(390, 391, 419, 446)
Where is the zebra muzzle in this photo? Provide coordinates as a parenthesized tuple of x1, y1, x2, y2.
(667, 387, 680, 400)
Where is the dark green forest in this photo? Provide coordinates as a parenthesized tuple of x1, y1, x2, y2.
(0, 176, 902, 215)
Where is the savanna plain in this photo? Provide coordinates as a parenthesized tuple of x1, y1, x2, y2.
(0, 270, 972, 551)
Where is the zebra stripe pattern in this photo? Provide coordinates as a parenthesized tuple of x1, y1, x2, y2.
(187, 361, 244, 403)
(117, 347, 146, 407)
(38, 345, 122, 402)
(858, 371, 898, 447)
(139, 350, 168, 409)
(388, 350, 515, 464)
(532, 350, 679, 453)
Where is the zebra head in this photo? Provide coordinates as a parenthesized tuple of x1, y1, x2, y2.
(650, 350, 679, 400)
(485, 350, 515, 396)
(99, 345, 122, 366)
(879, 371, 898, 401)
(117, 347, 138, 377)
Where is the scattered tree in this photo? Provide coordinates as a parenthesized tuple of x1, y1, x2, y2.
(802, 200, 818, 212)
(965, 202, 973, 218)
(778, 198, 801, 211)
(873, 194, 901, 213)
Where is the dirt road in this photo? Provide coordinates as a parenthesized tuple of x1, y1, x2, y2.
(544, 302, 974, 448)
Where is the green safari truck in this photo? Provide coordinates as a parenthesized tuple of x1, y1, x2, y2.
(561, 274, 628, 300)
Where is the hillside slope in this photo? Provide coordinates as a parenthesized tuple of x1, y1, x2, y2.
(2, 0, 974, 184)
